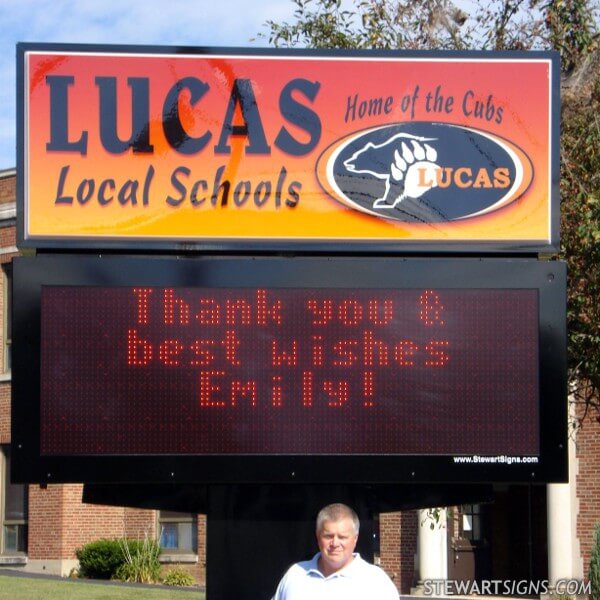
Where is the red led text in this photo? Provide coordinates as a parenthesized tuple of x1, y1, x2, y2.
(126, 288, 449, 409)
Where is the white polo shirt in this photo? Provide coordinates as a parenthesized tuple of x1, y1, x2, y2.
(271, 553, 399, 600)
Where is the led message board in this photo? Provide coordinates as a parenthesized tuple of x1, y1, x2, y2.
(41, 287, 537, 455)
(12, 256, 567, 483)
(17, 43, 559, 252)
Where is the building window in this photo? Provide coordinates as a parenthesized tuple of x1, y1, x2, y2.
(158, 511, 197, 553)
(2, 263, 11, 373)
(1, 445, 28, 554)
(460, 504, 483, 542)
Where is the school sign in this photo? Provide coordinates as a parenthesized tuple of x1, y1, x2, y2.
(13, 45, 567, 486)
(17, 44, 559, 252)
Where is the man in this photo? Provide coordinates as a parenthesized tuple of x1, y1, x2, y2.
(271, 503, 399, 599)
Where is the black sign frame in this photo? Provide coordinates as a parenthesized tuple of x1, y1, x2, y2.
(17, 43, 561, 254)
(11, 255, 567, 484)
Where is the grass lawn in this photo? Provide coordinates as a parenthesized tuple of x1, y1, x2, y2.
(0, 575, 205, 600)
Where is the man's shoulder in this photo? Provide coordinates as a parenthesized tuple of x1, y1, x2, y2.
(348, 556, 399, 595)
(352, 555, 388, 574)
(273, 556, 320, 597)
(283, 555, 320, 578)
(288, 560, 314, 573)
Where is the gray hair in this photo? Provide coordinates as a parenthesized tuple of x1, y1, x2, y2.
(316, 503, 360, 536)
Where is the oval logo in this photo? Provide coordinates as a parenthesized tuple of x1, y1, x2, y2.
(317, 122, 533, 223)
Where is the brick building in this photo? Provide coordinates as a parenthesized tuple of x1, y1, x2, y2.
(0, 166, 598, 593)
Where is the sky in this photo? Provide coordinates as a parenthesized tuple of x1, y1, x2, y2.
(0, 0, 299, 170)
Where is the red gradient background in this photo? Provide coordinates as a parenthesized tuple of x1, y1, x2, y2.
(24, 51, 553, 243)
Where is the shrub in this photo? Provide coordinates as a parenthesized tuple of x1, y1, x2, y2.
(113, 534, 161, 584)
(76, 538, 144, 580)
(163, 567, 196, 587)
(76, 539, 124, 580)
(591, 521, 600, 600)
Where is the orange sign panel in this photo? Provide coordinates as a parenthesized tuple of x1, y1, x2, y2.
(18, 45, 559, 250)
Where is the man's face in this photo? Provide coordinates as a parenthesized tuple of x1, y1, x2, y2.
(316, 517, 358, 576)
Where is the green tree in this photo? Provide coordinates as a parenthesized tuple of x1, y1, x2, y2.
(263, 0, 600, 425)
(264, 0, 593, 51)
(561, 62, 600, 426)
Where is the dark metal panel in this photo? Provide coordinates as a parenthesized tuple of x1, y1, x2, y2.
(11, 255, 567, 484)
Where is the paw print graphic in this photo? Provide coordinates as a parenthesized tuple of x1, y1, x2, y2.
(375, 138, 438, 208)
(343, 133, 440, 209)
